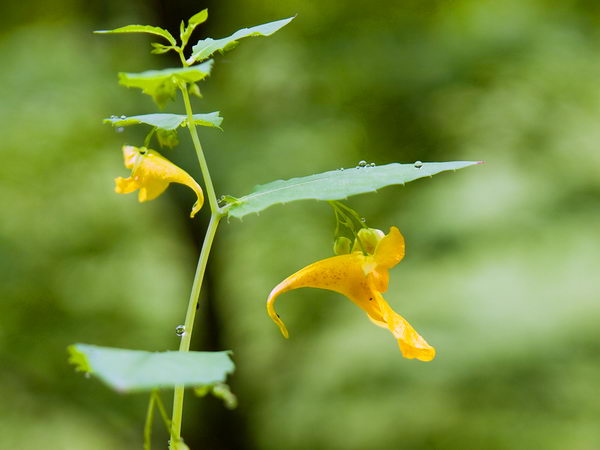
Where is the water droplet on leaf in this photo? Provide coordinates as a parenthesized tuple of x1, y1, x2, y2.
(360, 217, 366, 223)
(369, 162, 376, 167)
(175, 325, 186, 337)
(116, 127, 124, 133)
(414, 160, 423, 169)
(357, 160, 367, 168)
(120, 115, 127, 119)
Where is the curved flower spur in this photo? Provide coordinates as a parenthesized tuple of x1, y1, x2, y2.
(267, 226, 436, 362)
(115, 145, 204, 217)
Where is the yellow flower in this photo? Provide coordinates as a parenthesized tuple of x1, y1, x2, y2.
(267, 227, 436, 361)
(114, 145, 204, 218)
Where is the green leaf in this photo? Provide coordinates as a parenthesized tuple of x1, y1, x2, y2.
(195, 383, 238, 409)
(224, 161, 482, 219)
(187, 16, 295, 64)
(188, 82, 202, 98)
(105, 113, 184, 130)
(180, 9, 208, 49)
(188, 9, 209, 26)
(118, 60, 213, 107)
(151, 42, 176, 55)
(95, 25, 176, 46)
(104, 112, 223, 131)
(188, 112, 223, 128)
(67, 345, 91, 373)
(68, 344, 234, 392)
(156, 129, 179, 148)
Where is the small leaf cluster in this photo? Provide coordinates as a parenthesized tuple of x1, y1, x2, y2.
(96, 10, 294, 149)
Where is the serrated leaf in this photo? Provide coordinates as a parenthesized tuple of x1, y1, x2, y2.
(95, 25, 176, 46)
(180, 9, 208, 49)
(104, 112, 223, 130)
(118, 60, 213, 107)
(68, 344, 234, 392)
(187, 16, 295, 64)
(224, 161, 482, 219)
(188, 112, 223, 128)
(105, 113, 185, 130)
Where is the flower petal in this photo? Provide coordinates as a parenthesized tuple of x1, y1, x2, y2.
(368, 268, 389, 293)
(374, 226, 405, 269)
(138, 179, 169, 202)
(115, 146, 204, 217)
(115, 176, 139, 194)
(266, 226, 434, 361)
(267, 253, 374, 337)
(122, 145, 138, 169)
(370, 292, 435, 361)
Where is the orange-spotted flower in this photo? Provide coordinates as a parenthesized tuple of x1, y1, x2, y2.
(267, 227, 436, 361)
(115, 145, 204, 218)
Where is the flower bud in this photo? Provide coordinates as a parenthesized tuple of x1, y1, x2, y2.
(333, 236, 353, 255)
(352, 228, 385, 254)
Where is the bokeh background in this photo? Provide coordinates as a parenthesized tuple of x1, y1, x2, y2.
(1, 0, 600, 449)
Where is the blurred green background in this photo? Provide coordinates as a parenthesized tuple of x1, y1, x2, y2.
(2, 0, 600, 449)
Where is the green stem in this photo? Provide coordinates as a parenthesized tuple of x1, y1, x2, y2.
(146, 390, 173, 449)
(144, 128, 156, 148)
(329, 201, 368, 255)
(154, 391, 172, 432)
(176, 48, 189, 67)
(169, 80, 224, 448)
(180, 86, 220, 215)
(170, 213, 221, 446)
(144, 391, 156, 450)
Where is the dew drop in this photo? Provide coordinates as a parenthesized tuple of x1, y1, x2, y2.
(116, 127, 125, 133)
(360, 217, 366, 223)
(175, 325, 186, 337)
(369, 162, 376, 167)
(110, 115, 117, 119)
(120, 115, 127, 119)
(414, 160, 423, 169)
(357, 160, 367, 168)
